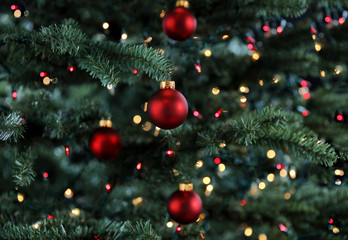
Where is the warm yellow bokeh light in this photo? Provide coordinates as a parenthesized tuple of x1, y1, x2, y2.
(259, 233, 267, 240)
(218, 163, 226, 172)
(121, 33, 128, 40)
(132, 197, 143, 206)
(258, 182, 266, 190)
(196, 160, 203, 168)
(166, 221, 173, 228)
(244, 227, 253, 237)
(133, 115, 142, 124)
(320, 70, 326, 77)
(266, 150, 276, 159)
(17, 193, 24, 203)
(289, 169, 296, 179)
(64, 188, 73, 198)
(102, 22, 109, 30)
(284, 192, 291, 200)
(212, 87, 220, 95)
(202, 177, 211, 185)
(14, 10, 21, 18)
(259, 80, 264, 86)
(160, 10, 166, 18)
(267, 173, 275, 182)
(204, 49, 212, 57)
(252, 52, 260, 61)
(32, 223, 40, 229)
(222, 35, 229, 40)
(240, 96, 247, 103)
(43, 77, 51, 85)
(333, 227, 340, 233)
(206, 184, 214, 191)
(71, 208, 80, 216)
(335, 169, 344, 176)
(142, 121, 152, 131)
(315, 42, 322, 52)
(280, 169, 288, 178)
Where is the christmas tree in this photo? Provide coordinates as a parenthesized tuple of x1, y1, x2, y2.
(1, 0, 348, 239)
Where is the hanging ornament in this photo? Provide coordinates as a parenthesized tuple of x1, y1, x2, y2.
(162, 0, 197, 41)
(147, 81, 188, 129)
(89, 120, 122, 161)
(167, 183, 202, 224)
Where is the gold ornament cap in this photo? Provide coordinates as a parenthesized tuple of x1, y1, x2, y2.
(176, 0, 189, 8)
(179, 182, 193, 191)
(99, 119, 113, 128)
(160, 81, 175, 89)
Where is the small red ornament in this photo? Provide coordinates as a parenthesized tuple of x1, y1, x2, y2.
(162, 1, 196, 41)
(89, 123, 122, 161)
(148, 81, 188, 129)
(167, 183, 202, 224)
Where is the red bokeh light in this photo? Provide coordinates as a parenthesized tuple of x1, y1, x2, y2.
(65, 145, 70, 156)
(300, 80, 308, 87)
(310, 28, 317, 34)
(337, 114, 344, 122)
(276, 26, 283, 34)
(263, 25, 270, 32)
(214, 109, 222, 118)
(329, 218, 334, 224)
(194, 63, 201, 73)
(276, 164, 285, 170)
(67, 66, 74, 72)
(136, 162, 142, 170)
(214, 158, 221, 164)
(11, 5, 19, 10)
(105, 183, 111, 192)
(166, 150, 174, 156)
(303, 92, 310, 100)
(278, 223, 288, 232)
(43, 172, 48, 178)
(302, 110, 309, 117)
(339, 17, 345, 25)
(176, 226, 182, 232)
(324, 16, 332, 23)
(40, 72, 48, 77)
(240, 199, 247, 206)
(12, 91, 17, 99)
(46, 215, 54, 219)
(193, 110, 200, 117)
(247, 43, 254, 50)
(247, 36, 255, 43)
(133, 68, 138, 74)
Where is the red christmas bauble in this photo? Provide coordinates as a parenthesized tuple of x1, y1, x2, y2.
(89, 127, 122, 161)
(148, 87, 188, 130)
(162, 7, 197, 41)
(167, 185, 202, 224)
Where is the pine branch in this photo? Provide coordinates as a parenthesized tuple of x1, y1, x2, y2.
(0, 112, 25, 142)
(12, 149, 36, 187)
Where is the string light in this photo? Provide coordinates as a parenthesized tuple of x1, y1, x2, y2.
(251, 52, 260, 61)
(289, 169, 296, 179)
(40, 72, 48, 77)
(258, 182, 266, 190)
(218, 163, 226, 172)
(276, 26, 283, 34)
(300, 80, 308, 87)
(276, 164, 285, 170)
(176, 226, 182, 232)
(212, 87, 220, 95)
(46, 215, 54, 219)
(196, 160, 203, 168)
(266, 149, 276, 159)
(105, 183, 112, 192)
(324, 16, 332, 23)
(204, 49, 212, 57)
(244, 227, 253, 237)
(302, 110, 309, 117)
(320, 70, 326, 77)
(240, 199, 247, 206)
(335, 179, 342, 185)
(17, 193, 24, 203)
(14, 9, 21, 18)
(160, 10, 166, 18)
(32, 222, 40, 229)
(64, 188, 74, 198)
(12, 91, 17, 99)
(206, 184, 214, 191)
(214, 158, 221, 164)
(247, 43, 254, 50)
(132, 197, 143, 206)
(65, 145, 70, 156)
(166, 221, 173, 228)
(67, 66, 74, 72)
(339, 17, 345, 25)
(240, 96, 247, 103)
(193, 110, 200, 117)
(219, 142, 226, 148)
(333, 227, 340, 233)
(259, 234, 267, 240)
(263, 25, 270, 32)
(278, 223, 288, 232)
(11, 5, 19, 10)
(43, 77, 51, 85)
(121, 33, 128, 40)
(280, 169, 288, 178)
(267, 173, 275, 182)
(334, 65, 343, 75)
(329, 218, 334, 224)
(133, 115, 142, 124)
(142, 121, 152, 131)
(315, 42, 322, 52)
(133, 68, 138, 74)
(259, 80, 264, 86)
(214, 109, 222, 118)
(202, 177, 211, 185)
(102, 22, 109, 29)
(166, 150, 174, 156)
(239, 86, 250, 93)
(303, 92, 310, 100)
(43, 172, 48, 178)
(194, 63, 202, 73)
(335, 169, 344, 176)
(71, 208, 80, 216)
(222, 35, 229, 39)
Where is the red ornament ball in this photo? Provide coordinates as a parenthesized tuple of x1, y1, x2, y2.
(167, 188, 202, 224)
(148, 88, 188, 129)
(89, 127, 122, 161)
(162, 7, 197, 41)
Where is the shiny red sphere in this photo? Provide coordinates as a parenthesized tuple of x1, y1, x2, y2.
(167, 190, 202, 224)
(162, 7, 196, 41)
(148, 88, 188, 130)
(89, 127, 122, 161)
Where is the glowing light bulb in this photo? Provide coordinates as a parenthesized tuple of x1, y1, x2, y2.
(46, 215, 54, 219)
(302, 110, 309, 117)
(102, 22, 109, 29)
(14, 9, 21, 18)
(142, 121, 152, 131)
(252, 52, 260, 61)
(263, 25, 270, 32)
(324, 16, 332, 23)
(315, 42, 322, 52)
(64, 188, 74, 198)
(206, 184, 214, 191)
(267, 173, 275, 182)
(222, 35, 229, 39)
(193, 110, 200, 117)
(105, 184, 112, 192)
(218, 163, 226, 172)
(133, 115, 142, 124)
(266, 150, 276, 159)
(284, 192, 291, 200)
(289, 169, 296, 179)
(121, 33, 128, 40)
(214, 158, 221, 164)
(166, 150, 174, 156)
(71, 208, 80, 216)
(65, 145, 70, 156)
(303, 92, 310, 100)
(240, 199, 247, 206)
(212, 87, 220, 95)
(244, 227, 253, 237)
(339, 17, 345, 25)
(196, 160, 203, 168)
(17, 193, 24, 203)
(132, 197, 143, 206)
(240, 96, 247, 103)
(259, 234, 267, 240)
(43, 77, 51, 85)
(12, 91, 17, 99)
(204, 49, 212, 57)
(258, 182, 266, 190)
(133, 68, 138, 74)
(43, 172, 48, 178)
(259, 80, 264, 86)
(276, 26, 283, 34)
(167, 221, 173, 228)
(280, 169, 288, 178)
(247, 43, 254, 50)
(202, 177, 211, 185)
